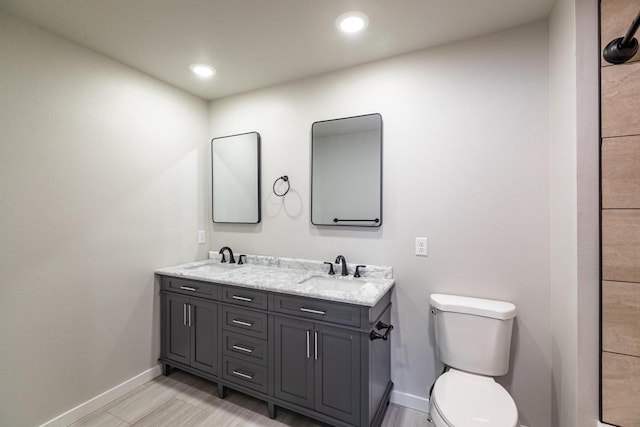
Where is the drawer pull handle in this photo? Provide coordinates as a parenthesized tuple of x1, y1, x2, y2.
(232, 370, 254, 380)
(232, 295, 253, 302)
(180, 286, 197, 292)
(232, 344, 254, 353)
(232, 319, 254, 327)
(300, 307, 326, 315)
(306, 330, 310, 359)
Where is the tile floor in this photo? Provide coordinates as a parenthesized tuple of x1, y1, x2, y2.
(69, 369, 430, 427)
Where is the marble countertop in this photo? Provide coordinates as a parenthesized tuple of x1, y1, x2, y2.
(155, 253, 394, 307)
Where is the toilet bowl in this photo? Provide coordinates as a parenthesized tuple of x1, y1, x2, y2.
(429, 369, 518, 427)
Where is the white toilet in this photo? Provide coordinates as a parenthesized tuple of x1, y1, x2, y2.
(429, 293, 519, 427)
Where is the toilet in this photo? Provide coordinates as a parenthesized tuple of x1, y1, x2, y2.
(429, 293, 519, 427)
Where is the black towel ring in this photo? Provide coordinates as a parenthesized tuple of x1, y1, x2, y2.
(273, 175, 290, 197)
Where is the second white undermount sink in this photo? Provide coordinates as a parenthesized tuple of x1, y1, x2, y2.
(301, 275, 366, 292)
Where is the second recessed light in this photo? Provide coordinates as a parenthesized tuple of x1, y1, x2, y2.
(336, 11, 369, 34)
(189, 63, 216, 78)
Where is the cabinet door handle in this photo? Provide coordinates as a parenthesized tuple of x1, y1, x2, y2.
(300, 307, 326, 315)
(232, 295, 253, 302)
(314, 331, 318, 360)
(306, 330, 310, 359)
(232, 319, 253, 327)
(232, 370, 254, 380)
(188, 304, 192, 326)
(183, 303, 187, 326)
(180, 286, 197, 292)
(232, 344, 254, 353)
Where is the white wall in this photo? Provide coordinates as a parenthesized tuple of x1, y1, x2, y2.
(0, 11, 209, 426)
(549, 0, 578, 424)
(548, 0, 600, 425)
(574, 2, 600, 425)
(209, 22, 551, 427)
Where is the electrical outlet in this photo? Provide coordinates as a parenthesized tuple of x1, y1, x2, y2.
(198, 230, 206, 244)
(415, 237, 428, 256)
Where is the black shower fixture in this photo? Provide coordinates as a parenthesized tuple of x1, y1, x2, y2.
(603, 9, 640, 65)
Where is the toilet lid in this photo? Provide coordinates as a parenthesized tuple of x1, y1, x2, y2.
(432, 370, 518, 427)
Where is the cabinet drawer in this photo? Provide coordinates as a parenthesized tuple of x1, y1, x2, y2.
(222, 286, 268, 310)
(222, 356, 268, 394)
(222, 306, 268, 339)
(223, 331, 267, 366)
(162, 277, 219, 299)
(273, 294, 362, 327)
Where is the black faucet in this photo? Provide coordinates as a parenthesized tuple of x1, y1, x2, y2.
(335, 255, 349, 276)
(218, 246, 235, 264)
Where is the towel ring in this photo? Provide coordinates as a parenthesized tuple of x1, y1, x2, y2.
(273, 176, 290, 197)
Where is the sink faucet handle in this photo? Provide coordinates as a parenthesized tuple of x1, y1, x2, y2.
(238, 255, 247, 265)
(323, 261, 335, 275)
(354, 265, 366, 278)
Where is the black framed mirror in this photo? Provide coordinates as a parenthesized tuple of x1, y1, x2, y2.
(311, 113, 382, 227)
(211, 131, 261, 224)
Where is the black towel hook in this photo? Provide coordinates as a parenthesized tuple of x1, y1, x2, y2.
(273, 175, 290, 197)
(603, 9, 640, 64)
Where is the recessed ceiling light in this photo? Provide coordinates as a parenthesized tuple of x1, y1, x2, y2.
(189, 63, 216, 78)
(336, 11, 369, 34)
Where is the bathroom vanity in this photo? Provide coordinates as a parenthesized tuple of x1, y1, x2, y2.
(156, 255, 394, 427)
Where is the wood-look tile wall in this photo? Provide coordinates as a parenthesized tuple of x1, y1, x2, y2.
(602, 62, 640, 138)
(601, 0, 640, 67)
(602, 352, 640, 426)
(601, 1, 640, 425)
(602, 210, 640, 282)
(602, 136, 640, 207)
(603, 281, 640, 357)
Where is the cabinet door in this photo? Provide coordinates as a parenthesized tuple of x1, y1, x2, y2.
(314, 324, 361, 425)
(274, 316, 314, 409)
(190, 299, 218, 375)
(164, 293, 190, 365)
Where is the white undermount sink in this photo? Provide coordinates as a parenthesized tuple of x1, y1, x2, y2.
(184, 262, 243, 273)
(300, 275, 366, 292)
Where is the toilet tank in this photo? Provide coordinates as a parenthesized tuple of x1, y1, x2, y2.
(430, 294, 517, 376)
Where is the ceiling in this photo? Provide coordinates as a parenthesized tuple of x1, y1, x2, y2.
(0, 0, 555, 100)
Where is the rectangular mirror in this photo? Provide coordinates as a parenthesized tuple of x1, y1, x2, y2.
(311, 113, 382, 227)
(211, 132, 261, 223)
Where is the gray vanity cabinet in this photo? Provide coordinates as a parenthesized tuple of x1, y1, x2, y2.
(164, 293, 219, 376)
(160, 275, 393, 427)
(274, 316, 361, 425)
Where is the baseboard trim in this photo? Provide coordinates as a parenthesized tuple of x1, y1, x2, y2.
(389, 390, 430, 413)
(597, 422, 615, 427)
(40, 365, 162, 427)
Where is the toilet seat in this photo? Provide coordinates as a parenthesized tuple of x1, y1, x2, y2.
(431, 369, 518, 427)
